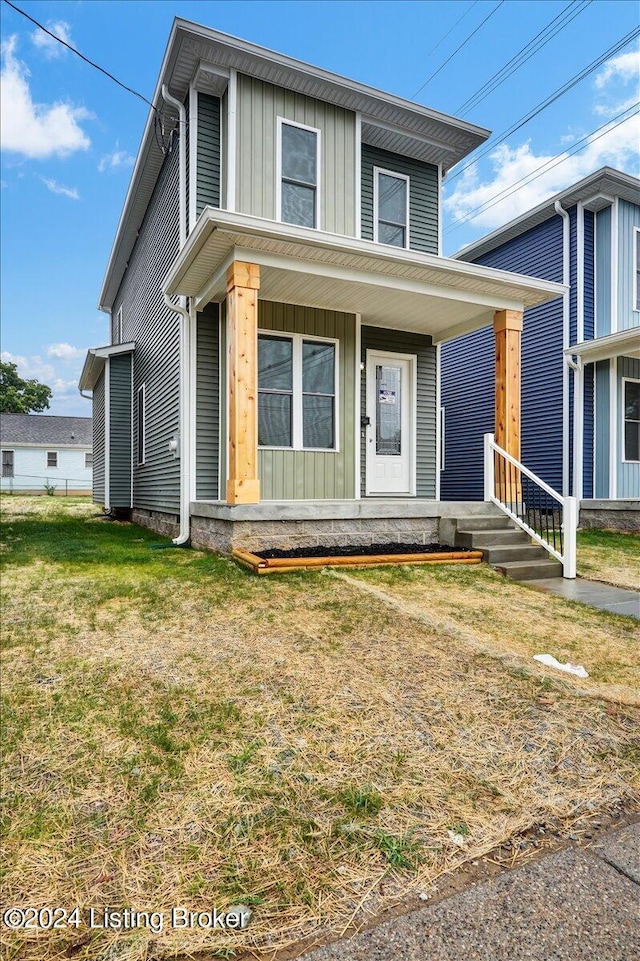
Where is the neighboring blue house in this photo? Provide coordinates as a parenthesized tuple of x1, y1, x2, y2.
(0, 414, 93, 494)
(441, 167, 639, 528)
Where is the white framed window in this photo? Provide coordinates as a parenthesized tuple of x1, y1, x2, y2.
(622, 377, 640, 463)
(373, 166, 410, 248)
(137, 384, 146, 466)
(276, 118, 321, 230)
(85, 452, 93, 468)
(633, 227, 640, 312)
(2, 450, 14, 478)
(258, 331, 338, 451)
(116, 305, 123, 343)
(46, 451, 58, 468)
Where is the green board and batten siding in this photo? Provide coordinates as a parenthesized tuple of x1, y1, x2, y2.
(92, 372, 105, 505)
(196, 304, 220, 500)
(361, 144, 439, 254)
(235, 74, 356, 236)
(111, 148, 181, 513)
(108, 353, 132, 507)
(360, 326, 437, 497)
(257, 301, 357, 500)
(196, 93, 221, 215)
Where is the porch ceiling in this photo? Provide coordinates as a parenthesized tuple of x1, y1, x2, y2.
(164, 210, 566, 341)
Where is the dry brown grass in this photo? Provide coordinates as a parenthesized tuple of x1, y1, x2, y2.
(1, 497, 639, 961)
(577, 529, 640, 591)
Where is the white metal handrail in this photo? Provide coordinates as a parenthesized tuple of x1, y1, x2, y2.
(484, 433, 577, 579)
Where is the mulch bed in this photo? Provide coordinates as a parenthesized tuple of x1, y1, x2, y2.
(259, 542, 473, 559)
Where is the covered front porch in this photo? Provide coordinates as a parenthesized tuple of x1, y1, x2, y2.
(163, 209, 565, 533)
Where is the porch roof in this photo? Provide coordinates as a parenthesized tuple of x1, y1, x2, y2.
(163, 210, 566, 342)
(79, 342, 136, 392)
(566, 328, 640, 364)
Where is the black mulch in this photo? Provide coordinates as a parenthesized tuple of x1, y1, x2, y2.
(256, 542, 474, 560)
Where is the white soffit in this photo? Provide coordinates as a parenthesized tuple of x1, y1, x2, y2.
(566, 328, 640, 363)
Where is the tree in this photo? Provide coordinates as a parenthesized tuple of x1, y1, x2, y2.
(0, 361, 52, 414)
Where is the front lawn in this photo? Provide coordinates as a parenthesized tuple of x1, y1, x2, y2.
(577, 528, 640, 590)
(1, 496, 638, 961)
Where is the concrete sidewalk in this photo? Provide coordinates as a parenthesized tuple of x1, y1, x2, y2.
(301, 823, 640, 961)
(524, 577, 640, 619)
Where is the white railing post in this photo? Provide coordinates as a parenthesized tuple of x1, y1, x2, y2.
(563, 496, 578, 579)
(483, 433, 495, 502)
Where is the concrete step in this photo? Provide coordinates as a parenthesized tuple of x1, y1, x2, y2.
(480, 544, 548, 563)
(456, 529, 531, 548)
(454, 514, 514, 531)
(493, 558, 564, 580)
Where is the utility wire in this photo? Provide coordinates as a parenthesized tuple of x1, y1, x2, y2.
(447, 27, 640, 183)
(444, 102, 639, 234)
(455, 0, 592, 117)
(412, 1, 505, 98)
(419, 1, 479, 63)
(2, 0, 156, 112)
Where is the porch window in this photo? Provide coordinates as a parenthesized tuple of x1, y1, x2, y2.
(374, 167, 409, 248)
(623, 378, 640, 462)
(137, 384, 146, 466)
(2, 450, 14, 478)
(278, 119, 320, 229)
(258, 332, 337, 450)
(47, 451, 58, 468)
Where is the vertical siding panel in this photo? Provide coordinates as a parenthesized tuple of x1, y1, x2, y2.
(196, 94, 221, 214)
(92, 373, 105, 504)
(595, 206, 612, 336)
(109, 353, 132, 507)
(196, 304, 220, 500)
(594, 361, 610, 497)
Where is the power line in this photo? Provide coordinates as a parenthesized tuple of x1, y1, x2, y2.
(412, 1, 505, 98)
(455, 0, 592, 117)
(419, 2, 479, 62)
(447, 27, 640, 184)
(2, 0, 156, 112)
(445, 102, 639, 234)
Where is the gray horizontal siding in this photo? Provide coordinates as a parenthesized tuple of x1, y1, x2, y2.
(196, 93, 221, 215)
(196, 304, 220, 500)
(92, 372, 105, 505)
(361, 145, 438, 254)
(112, 145, 181, 513)
(109, 353, 132, 507)
(361, 326, 436, 497)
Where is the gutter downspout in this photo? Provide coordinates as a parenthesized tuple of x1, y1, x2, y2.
(161, 85, 191, 545)
(555, 201, 571, 497)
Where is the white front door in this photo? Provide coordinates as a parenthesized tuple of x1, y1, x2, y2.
(366, 350, 416, 495)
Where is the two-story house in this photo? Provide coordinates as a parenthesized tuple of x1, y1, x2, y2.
(441, 168, 639, 530)
(80, 18, 564, 558)
(0, 414, 93, 494)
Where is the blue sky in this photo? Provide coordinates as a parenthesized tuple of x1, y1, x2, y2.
(1, 0, 638, 415)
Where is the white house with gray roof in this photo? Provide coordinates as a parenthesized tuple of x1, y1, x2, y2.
(80, 18, 579, 576)
(1, 414, 93, 494)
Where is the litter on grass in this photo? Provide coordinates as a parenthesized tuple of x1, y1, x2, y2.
(533, 654, 589, 678)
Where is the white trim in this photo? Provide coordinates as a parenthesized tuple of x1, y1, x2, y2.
(104, 357, 111, 509)
(226, 67, 237, 212)
(609, 356, 617, 497)
(354, 312, 362, 498)
(116, 305, 123, 344)
(437, 164, 443, 257)
(188, 85, 198, 232)
(372, 166, 410, 249)
(574, 358, 584, 501)
(611, 197, 619, 332)
(564, 327, 640, 363)
(189, 302, 198, 502)
(435, 342, 441, 499)
(365, 348, 417, 497)
(354, 112, 362, 240)
(633, 226, 640, 314)
(621, 376, 640, 463)
(130, 354, 134, 507)
(0, 443, 92, 452)
(555, 200, 571, 496)
(577, 201, 585, 343)
(84, 451, 93, 469)
(218, 310, 223, 501)
(136, 382, 146, 467)
(276, 117, 322, 230)
(257, 329, 339, 452)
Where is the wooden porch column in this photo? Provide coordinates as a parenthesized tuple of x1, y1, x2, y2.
(226, 261, 261, 505)
(494, 309, 523, 501)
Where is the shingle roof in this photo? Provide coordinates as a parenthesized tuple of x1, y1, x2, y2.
(0, 414, 93, 447)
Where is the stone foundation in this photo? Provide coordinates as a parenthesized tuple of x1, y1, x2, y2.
(131, 508, 180, 539)
(579, 500, 640, 532)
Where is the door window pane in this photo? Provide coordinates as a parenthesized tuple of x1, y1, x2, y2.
(303, 395, 334, 449)
(376, 365, 402, 455)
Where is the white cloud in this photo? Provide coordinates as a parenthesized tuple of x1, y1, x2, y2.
(98, 145, 135, 173)
(30, 20, 74, 59)
(41, 177, 80, 199)
(594, 48, 640, 90)
(47, 343, 85, 360)
(1, 350, 87, 416)
(1, 350, 56, 384)
(0, 35, 91, 159)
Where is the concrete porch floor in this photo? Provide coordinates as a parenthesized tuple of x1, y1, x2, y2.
(190, 499, 503, 522)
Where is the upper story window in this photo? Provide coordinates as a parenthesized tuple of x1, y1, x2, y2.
(374, 167, 409, 248)
(258, 332, 337, 450)
(277, 119, 320, 229)
(47, 451, 58, 468)
(623, 378, 640, 463)
(634, 228, 639, 312)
